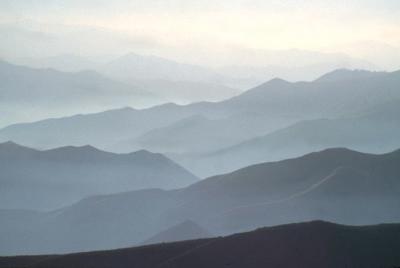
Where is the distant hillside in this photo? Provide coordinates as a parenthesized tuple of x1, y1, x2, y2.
(0, 60, 161, 127)
(141, 220, 212, 245)
(315, 68, 387, 82)
(1, 68, 399, 160)
(100, 52, 224, 83)
(1, 221, 399, 268)
(0, 141, 198, 210)
(119, 113, 292, 154)
(173, 99, 400, 176)
(129, 79, 242, 104)
(222, 69, 400, 116)
(1, 148, 399, 255)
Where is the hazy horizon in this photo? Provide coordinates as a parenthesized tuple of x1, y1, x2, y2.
(1, 0, 400, 70)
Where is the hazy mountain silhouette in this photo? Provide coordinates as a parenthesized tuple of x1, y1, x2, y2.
(129, 79, 242, 104)
(1, 221, 399, 268)
(174, 99, 400, 175)
(98, 53, 244, 103)
(0, 60, 161, 127)
(141, 220, 212, 245)
(100, 52, 224, 83)
(3, 68, 399, 157)
(117, 113, 294, 154)
(221, 69, 400, 117)
(315, 68, 387, 82)
(0, 105, 199, 150)
(0, 141, 198, 210)
(176, 148, 400, 233)
(14, 54, 100, 72)
(1, 148, 399, 255)
(218, 57, 376, 87)
(9, 53, 242, 103)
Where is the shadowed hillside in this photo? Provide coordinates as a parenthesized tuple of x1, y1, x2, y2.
(141, 220, 212, 245)
(1, 148, 399, 255)
(1, 221, 399, 268)
(0, 141, 198, 210)
(174, 99, 400, 176)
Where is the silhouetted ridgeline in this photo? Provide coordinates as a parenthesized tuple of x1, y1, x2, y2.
(2, 69, 399, 152)
(1, 147, 399, 255)
(0, 221, 399, 268)
(0, 141, 198, 210)
(171, 99, 400, 176)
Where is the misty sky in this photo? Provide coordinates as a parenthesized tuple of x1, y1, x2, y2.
(1, 0, 400, 69)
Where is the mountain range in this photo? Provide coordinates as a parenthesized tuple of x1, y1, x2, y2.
(2, 69, 399, 154)
(0, 60, 162, 127)
(1, 147, 399, 255)
(1, 221, 399, 268)
(0, 141, 197, 211)
(2, 67, 399, 177)
(11, 53, 244, 103)
(171, 99, 400, 176)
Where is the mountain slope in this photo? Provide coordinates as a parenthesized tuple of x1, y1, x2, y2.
(119, 113, 293, 154)
(174, 99, 400, 175)
(1, 148, 399, 255)
(100, 52, 224, 83)
(0, 60, 161, 127)
(0, 105, 198, 149)
(222, 69, 400, 117)
(141, 220, 212, 245)
(0, 141, 198, 210)
(129, 79, 241, 104)
(1, 68, 399, 156)
(1, 221, 399, 268)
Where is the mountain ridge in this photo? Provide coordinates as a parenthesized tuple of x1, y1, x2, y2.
(1, 147, 399, 255)
(1, 221, 399, 268)
(0, 142, 198, 211)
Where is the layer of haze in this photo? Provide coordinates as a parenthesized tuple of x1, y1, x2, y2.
(1, 0, 400, 69)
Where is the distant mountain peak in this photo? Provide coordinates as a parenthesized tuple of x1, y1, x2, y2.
(298, 147, 369, 162)
(268, 77, 291, 84)
(315, 147, 358, 154)
(50, 144, 99, 151)
(0, 140, 19, 147)
(129, 149, 156, 156)
(258, 77, 291, 88)
(315, 68, 386, 82)
(0, 141, 40, 158)
(43, 144, 108, 158)
(118, 106, 136, 112)
(142, 219, 211, 245)
(233, 77, 292, 99)
(0, 141, 35, 151)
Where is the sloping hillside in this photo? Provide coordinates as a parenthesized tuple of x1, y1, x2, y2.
(0, 60, 160, 127)
(174, 99, 400, 176)
(1, 221, 399, 268)
(2, 69, 399, 155)
(0, 141, 197, 210)
(1, 148, 399, 255)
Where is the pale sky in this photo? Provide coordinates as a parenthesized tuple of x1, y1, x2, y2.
(1, 0, 400, 69)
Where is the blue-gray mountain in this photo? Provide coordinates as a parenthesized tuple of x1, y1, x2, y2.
(0, 141, 198, 211)
(0, 60, 162, 127)
(1, 69, 399, 171)
(171, 99, 400, 176)
(1, 147, 399, 255)
(141, 220, 212, 246)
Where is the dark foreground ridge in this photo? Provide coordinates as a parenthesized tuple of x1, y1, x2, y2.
(1, 220, 399, 268)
